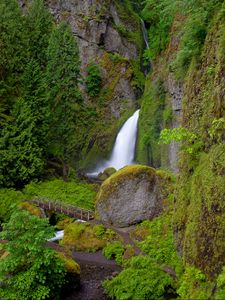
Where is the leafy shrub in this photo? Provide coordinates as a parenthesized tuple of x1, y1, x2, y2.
(142, 0, 177, 58)
(138, 217, 183, 276)
(103, 241, 125, 265)
(0, 209, 66, 300)
(93, 224, 106, 239)
(103, 256, 174, 300)
(177, 266, 212, 300)
(85, 63, 102, 97)
(0, 188, 27, 222)
(215, 267, 225, 300)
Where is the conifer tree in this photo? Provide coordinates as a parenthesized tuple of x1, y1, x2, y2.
(0, 0, 27, 124)
(0, 60, 48, 187)
(25, 0, 53, 66)
(46, 22, 82, 180)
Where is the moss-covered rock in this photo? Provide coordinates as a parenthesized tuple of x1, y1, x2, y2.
(60, 222, 117, 252)
(95, 165, 168, 227)
(58, 252, 80, 275)
(98, 167, 117, 181)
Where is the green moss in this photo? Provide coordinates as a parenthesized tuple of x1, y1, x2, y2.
(57, 252, 80, 275)
(95, 165, 157, 205)
(137, 78, 168, 168)
(177, 266, 213, 300)
(61, 222, 118, 253)
(173, 8, 225, 279)
(103, 241, 125, 265)
(175, 144, 225, 278)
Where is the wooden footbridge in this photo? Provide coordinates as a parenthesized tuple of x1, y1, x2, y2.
(30, 198, 94, 221)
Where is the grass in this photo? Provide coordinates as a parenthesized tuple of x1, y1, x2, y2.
(23, 179, 98, 210)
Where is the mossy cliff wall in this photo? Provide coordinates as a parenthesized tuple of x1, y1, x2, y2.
(174, 8, 225, 278)
(137, 13, 184, 172)
(43, 0, 144, 169)
(138, 3, 225, 280)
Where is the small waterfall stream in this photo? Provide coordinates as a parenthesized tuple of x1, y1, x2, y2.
(140, 18, 153, 74)
(141, 18, 149, 50)
(88, 109, 140, 176)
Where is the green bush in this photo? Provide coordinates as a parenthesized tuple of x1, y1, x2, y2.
(0, 209, 66, 300)
(93, 224, 106, 239)
(103, 241, 125, 265)
(0, 188, 27, 222)
(103, 256, 174, 300)
(85, 63, 102, 97)
(177, 266, 213, 300)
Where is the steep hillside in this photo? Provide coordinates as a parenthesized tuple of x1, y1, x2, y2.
(136, 0, 225, 296)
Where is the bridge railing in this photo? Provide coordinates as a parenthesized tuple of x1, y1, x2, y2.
(29, 197, 94, 221)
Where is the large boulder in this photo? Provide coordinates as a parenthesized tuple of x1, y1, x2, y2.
(95, 165, 167, 227)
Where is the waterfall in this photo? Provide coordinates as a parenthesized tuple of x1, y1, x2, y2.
(140, 18, 153, 74)
(141, 18, 149, 50)
(89, 109, 140, 175)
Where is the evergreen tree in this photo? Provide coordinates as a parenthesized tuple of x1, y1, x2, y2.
(0, 60, 48, 188)
(0, 0, 27, 125)
(25, 0, 53, 66)
(46, 22, 82, 180)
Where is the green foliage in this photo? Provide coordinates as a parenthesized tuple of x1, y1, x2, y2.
(138, 216, 183, 276)
(23, 179, 97, 210)
(208, 118, 225, 143)
(137, 78, 167, 167)
(104, 210, 183, 299)
(142, 0, 177, 58)
(0, 189, 26, 223)
(177, 266, 212, 300)
(159, 127, 199, 154)
(0, 0, 27, 121)
(174, 143, 225, 277)
(46, 21, 82, 178)
(85, 63, 102, 97)
(93, 224, 106, 239)
(61, 222, 115, 252)
(25, 0, 53, 64)
(103, 241, 125, 265)
(103, 256, 174, 300)
(0, 209, 66, 299)
(215, 267, 225, 300)
(0, 60, 48, 188)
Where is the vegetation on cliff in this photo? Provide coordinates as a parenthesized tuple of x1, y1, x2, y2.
(0, 0, 224, 298)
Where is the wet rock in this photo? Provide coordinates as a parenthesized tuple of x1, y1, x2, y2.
(97, 167, 117, 181)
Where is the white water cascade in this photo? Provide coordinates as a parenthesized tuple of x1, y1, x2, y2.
(141, 18, 149, 50)
(89, 109, 140, 175)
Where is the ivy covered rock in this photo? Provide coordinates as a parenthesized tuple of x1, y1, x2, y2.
(95, 165, 167, 227)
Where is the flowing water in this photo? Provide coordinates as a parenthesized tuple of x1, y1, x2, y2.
(88, 109, 140, 176)
(140, 18, 153, 74)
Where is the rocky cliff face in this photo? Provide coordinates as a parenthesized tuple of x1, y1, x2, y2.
(19, 0, 143, 169)
(45, 0, 143, 168)
(47, 0, 139, 112)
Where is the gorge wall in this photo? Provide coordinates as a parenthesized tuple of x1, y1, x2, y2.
(137, 1, 225, 282)
(45, 0, 144, 169)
